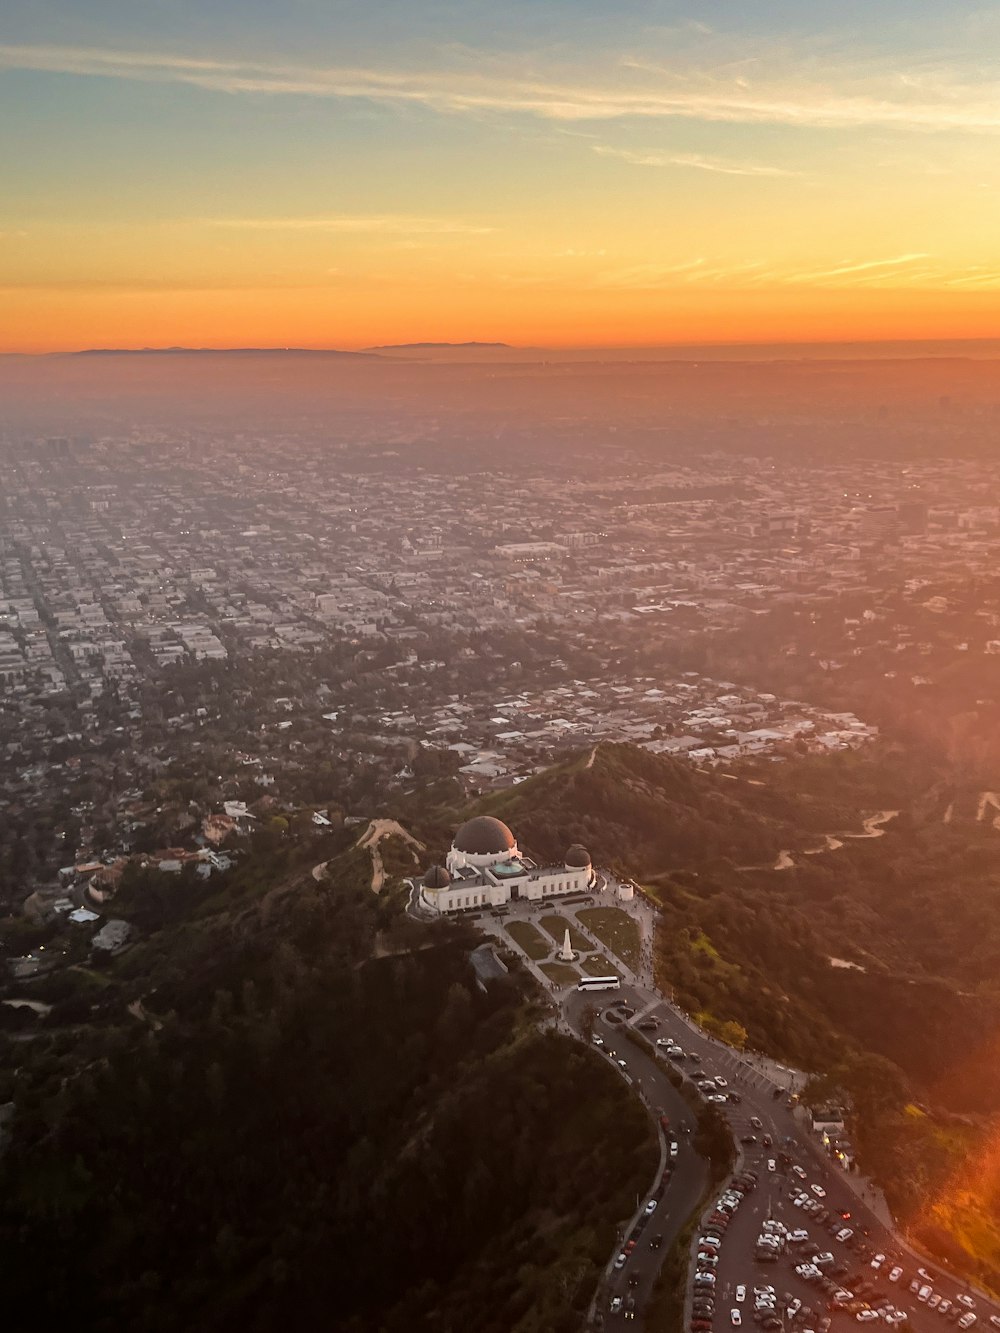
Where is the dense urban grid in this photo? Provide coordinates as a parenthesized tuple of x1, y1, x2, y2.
(5, 425, 1000, 954)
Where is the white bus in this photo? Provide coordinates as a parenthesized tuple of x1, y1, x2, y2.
(576, 975, 621, 991)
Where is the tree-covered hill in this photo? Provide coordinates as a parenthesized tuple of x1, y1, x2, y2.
(418, 742, 1000, 1280)
(425, 742, 850, 872)
(0, 837, 655, 1333)
(425, 743, 1000, 1116)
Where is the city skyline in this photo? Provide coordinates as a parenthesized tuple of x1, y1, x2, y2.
(4, 0, 1000, 351)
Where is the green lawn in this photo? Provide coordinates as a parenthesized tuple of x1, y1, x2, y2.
(538, 914, 591, 953)
(539, 961, 581, 988)
(580, 953, 618, 978)
(505, 919, 552, 961)
(576, 907, 641, 971)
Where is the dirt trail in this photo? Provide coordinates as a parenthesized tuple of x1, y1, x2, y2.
(2, 997, 51, 1015)
(356, 819, 426, 894)
(127, 998, 163, 1031)
(977, 792, 1000, 829)
(585, 746, 597, 769)
(741, 810, 898, 873)
(842, 810, 899, 839)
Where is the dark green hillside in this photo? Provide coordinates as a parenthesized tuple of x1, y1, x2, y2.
(432, 745, 1000, 1115)
(435, 742, 825, 870)
(418, 740, 1000, 1272)
(0, 840, 655, 1333)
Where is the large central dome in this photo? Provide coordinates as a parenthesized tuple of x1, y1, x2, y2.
(452, 815, 516, 855)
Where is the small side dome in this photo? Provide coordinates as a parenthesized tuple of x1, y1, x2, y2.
(565, 844, 591, 868)
(423, 864, 451, 889)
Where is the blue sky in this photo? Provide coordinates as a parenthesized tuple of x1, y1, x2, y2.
(3, 1, 1000, 349)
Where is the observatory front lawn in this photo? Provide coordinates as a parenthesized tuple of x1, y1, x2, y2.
(538, 914, 591, 953)
(505, 919, 551, 961)
(576, 907, 641, 972)
(539, 960, 581, 988)
(580, 953, 617, 978)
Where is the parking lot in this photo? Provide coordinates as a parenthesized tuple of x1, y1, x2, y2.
(686, 1099, 993, 1333)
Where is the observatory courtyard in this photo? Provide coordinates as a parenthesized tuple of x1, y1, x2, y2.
(407, 815, 648, 990)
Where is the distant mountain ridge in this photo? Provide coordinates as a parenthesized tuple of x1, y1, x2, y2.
(364, 341, 511, 351)
(72, 346, 376, 357)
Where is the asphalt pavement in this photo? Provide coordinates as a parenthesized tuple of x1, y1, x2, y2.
(643, 999, 998, 1333)
(564, 985, 709, 1329)
(563, 980, 1000, 1333)
(473, 886, 997, 1333)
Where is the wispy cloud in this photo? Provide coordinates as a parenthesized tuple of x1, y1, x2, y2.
(941, 267, 1000, 287)
(201, 215, 493, 235)
(591, 253, 1000, 291)
(4, 41, 1000, 133)
(595, 259, 709, 288)
(781, 253, 930, 284)
(593, 144, 797, 176)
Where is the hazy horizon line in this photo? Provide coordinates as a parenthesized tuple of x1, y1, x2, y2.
(6, 335, 1000, 360)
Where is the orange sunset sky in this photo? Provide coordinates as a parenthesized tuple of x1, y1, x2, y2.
(3, 1, 1000, 352)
